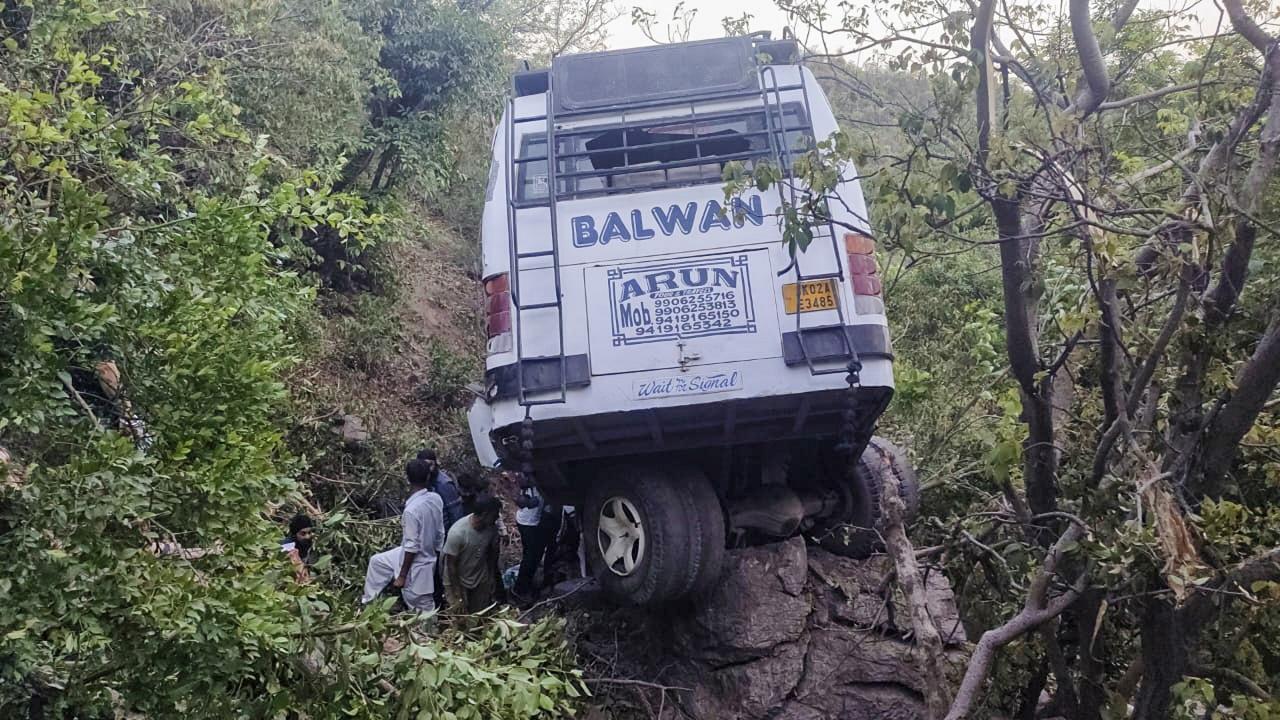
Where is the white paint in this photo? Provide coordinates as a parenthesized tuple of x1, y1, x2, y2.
(471, 60, 892, 465)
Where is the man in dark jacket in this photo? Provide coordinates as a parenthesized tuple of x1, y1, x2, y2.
(417, 449, 463, 529)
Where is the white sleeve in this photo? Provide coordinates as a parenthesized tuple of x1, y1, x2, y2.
(402, 502, 422, 554)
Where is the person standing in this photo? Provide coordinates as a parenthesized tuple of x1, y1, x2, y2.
(441, 497, 504, 613)
(417, 449, 462, 609)
(512, 473, 550, 604)
(538, 502, 564, 589)
(360, 459, 445, 612)
(417, 449, 463, 529)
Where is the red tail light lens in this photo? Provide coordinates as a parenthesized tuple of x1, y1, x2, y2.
(844, 232, 881, 297)
(483, 273, 512, 353)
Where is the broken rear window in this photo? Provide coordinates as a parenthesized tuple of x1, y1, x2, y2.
(516, 103, 810, 203)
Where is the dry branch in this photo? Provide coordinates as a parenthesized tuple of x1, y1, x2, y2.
(876, 445, 952, 718)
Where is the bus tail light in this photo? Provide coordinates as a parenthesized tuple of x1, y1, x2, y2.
(484, 273, 512, 354)
(844, 232, 884, 312)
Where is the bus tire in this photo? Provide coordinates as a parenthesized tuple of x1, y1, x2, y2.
(583, 466, 696, 605)
(815, 436, 919, 558)
(674, 465, 726, 596)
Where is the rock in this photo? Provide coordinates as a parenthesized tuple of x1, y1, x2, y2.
(676, 538, 810, 663)
(330, 414, 369, 446)
(642, 539, 967, 720)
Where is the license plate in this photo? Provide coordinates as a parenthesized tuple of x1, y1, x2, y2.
(782, 279, 838, 314)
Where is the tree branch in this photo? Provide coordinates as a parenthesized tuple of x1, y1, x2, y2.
(1069, 0, 1111, 116)
(1183, 546, 1280, 631)
(944, 524, 1087, 720)
(1222, 0, 1273, 52)
(1205, 44, 1280, 325)
(1126, 274, 1190, 418)
(1199, 313, 1280, 490)
(876, 444, 952, 718)
(972, 0, 999, 162)
(1097, 81, 1206, 111)
(1110, 0, 1141, 32)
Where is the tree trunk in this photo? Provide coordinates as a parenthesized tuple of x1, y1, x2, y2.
(1131, 600, 1188, 719)
(333, 148, 375, 194)
(878, 448, 952, 719)
(1075, 589, 1108, 720)
(369, 145, 398, 194)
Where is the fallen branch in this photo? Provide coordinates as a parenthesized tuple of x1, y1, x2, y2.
(583, 677, 692, 692)
(874, 444, 952, 718)
(518, 579, 591, 620)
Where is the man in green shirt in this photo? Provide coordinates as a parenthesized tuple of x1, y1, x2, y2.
(441, 497, 503, 613)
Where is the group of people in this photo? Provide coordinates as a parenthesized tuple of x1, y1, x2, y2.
(337, 449, 578, 615)
(352, 450, 499, 613)
(276, 448, 578, 614)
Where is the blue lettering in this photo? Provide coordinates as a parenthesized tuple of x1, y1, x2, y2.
(601, 211, 631, 244)
(618, 302, 651, 327)
(700, 199, 733, 233)
(631, 209, 655, 240)
(572, 216, 597, 247)
(712, 268, 739, 288)
(619, 279, 645, 301)
(645, 271, 679, 294)
(652, 202, 698, 236)
(732, 196, 765, 227)
(679, 268, 708, 287)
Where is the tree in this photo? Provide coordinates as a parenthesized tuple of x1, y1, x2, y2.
(631, 2, 698, 45)
(738, 0, 1280, 716)
(0, 3, 583, 717)
(508, 0, 622, 60)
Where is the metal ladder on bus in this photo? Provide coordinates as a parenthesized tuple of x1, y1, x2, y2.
(504, 76, 568, 407)
(759, 64, 857, 376)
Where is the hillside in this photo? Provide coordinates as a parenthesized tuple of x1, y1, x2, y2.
(5, 1, 1280, 719)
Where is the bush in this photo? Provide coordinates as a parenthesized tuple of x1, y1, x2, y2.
(0, 3, 583, 717)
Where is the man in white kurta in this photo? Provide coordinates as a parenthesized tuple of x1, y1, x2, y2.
(361, 459, 445, 612)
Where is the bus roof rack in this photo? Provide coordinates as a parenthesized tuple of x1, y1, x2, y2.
(513, 68, 549, 97)
(511, 36, 801, 106)
(755, 38, 799, 64)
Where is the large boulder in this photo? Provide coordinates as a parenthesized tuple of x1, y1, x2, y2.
(564, 538, 968, 720)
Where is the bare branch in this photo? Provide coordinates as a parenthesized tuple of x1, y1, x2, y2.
(1205, 45, 1280, 325)
(1069, 0, 1111, 116)
(943, 524, 1087, 720)
(1097, 81, 1207, 111)
(1119, 147, 1196, 186)
(1126, 274, 1191, 418)
(875, 445, 952, 718)
(1222, 0, 1274, 52)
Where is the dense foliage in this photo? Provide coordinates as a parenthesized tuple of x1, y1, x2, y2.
(0, 1, 584, 717)
(738, 0, 1280, 717)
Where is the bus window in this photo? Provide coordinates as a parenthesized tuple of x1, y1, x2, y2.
(517, 135, 549, 203)
(514, 103, 810, 204)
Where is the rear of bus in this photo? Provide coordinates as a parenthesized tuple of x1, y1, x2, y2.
(470, 37, 895, 475)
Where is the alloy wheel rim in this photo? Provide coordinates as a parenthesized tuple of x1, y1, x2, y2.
(597, 496, 645, 577)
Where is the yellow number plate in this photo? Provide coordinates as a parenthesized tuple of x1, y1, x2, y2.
(782, 279, 838, 314)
